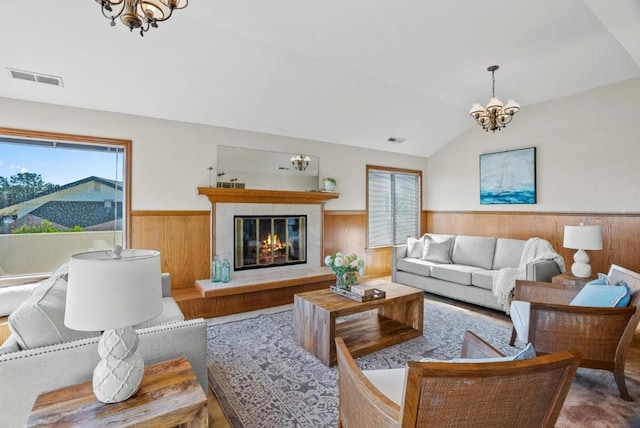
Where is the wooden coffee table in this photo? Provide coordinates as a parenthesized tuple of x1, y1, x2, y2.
(293, 279, 424, 366)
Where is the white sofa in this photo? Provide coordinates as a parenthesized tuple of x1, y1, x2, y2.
(0, 269, 207, 428)
(392, 233, 563, 311)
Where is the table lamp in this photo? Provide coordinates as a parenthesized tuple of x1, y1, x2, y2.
(563, 224, 603, 278)
(64, 246, 162, 403)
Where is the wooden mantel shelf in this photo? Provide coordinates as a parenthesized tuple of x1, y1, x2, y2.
(197, 187, 339, 204)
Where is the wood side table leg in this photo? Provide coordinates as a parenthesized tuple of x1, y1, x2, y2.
(184, 403, 208, 427)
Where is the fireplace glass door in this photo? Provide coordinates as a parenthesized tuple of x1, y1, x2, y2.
(234, 215, 306, 270)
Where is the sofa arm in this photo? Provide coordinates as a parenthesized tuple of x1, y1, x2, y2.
(391, 244, 408, 282)
(161, 272, 172, 297)
(525, 259, 561, 282)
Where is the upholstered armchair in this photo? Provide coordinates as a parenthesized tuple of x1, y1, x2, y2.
(509, 264, 640, 401)
(335, 331, 580, 428)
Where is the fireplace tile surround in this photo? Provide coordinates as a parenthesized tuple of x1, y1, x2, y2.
(215, 203, 322, 281)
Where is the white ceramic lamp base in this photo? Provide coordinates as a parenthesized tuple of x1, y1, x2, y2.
(570, 249, 592, 278)
(93, 326, 144, 403)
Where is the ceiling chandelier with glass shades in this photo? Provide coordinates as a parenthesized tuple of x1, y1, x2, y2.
(469, 65, 520, 132)
(94, 0, 188, 36)
(290, 154, 311, 171)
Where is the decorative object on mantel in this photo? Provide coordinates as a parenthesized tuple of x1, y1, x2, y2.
(290, 154, 311, 171)
(64, 246, 162, 403)
(480, 147, 536, 205)
(563, 223, 603, 278)
(94, 0, 188, 37)
(329, 285, 385, 302)
(324, 252, 365, 290)
(217, 181, 245, 189)
(323, 177, 337, 192)
(469, 65, 520, 132)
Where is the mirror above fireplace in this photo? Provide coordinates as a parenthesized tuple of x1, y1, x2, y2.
(217, 146, 319, 191)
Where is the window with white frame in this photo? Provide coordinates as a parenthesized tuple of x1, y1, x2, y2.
(0, 133, 128, 276)
(367, 166, 421, 248)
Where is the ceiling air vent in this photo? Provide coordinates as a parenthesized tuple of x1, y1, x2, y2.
(387, 137, 405, 144)
(6, 68, 63, 87)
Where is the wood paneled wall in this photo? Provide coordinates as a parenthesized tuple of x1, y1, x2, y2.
(131, 211, 210, 288)
(323, 211, 391, 278)
(129, 209, 638, 290)
(426, 211, 640, 276)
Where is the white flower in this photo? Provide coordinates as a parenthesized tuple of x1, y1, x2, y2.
(334, 256, 345, 267)
(324, 255, 332, 266)
(349, 260, 359, 269)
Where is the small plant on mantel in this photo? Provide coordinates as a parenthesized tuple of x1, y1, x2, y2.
(323, 177, 337, 192)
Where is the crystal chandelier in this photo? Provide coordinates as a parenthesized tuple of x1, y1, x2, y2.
(290, 155, 311, 171)
(94, 0, 188, 36)
(469, 65, 520, 132)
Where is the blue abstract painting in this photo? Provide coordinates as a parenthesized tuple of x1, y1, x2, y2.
(480, 147, 536, 204)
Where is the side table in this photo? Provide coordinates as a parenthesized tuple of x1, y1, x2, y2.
(27, 357, 207, 427)
(552, 272, 596, 288)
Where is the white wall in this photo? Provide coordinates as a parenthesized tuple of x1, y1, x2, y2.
(0, 97, 426, 211)
(426, 78, 640, 213)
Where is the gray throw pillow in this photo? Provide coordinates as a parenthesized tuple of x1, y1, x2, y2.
(406, 236, 424, 258)
(8, 275, 100, 349)
(422, 238, 452, 264)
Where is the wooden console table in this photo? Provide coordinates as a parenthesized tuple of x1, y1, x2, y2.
(294, 280, 424, 366)
(26, 358, 207, 427)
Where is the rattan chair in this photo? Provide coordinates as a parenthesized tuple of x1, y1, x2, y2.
(510, 264, 640, 401)
(335, 331, 580, 428)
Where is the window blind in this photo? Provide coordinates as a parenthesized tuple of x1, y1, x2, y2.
(367, 169, 420, 248)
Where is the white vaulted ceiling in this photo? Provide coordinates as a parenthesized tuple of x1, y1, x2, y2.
(1, 1, 639, 157)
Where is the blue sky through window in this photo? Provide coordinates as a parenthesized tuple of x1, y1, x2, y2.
(0, 143, 122, 185)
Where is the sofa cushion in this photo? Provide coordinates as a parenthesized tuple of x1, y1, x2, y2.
(423, 234, 456, 258)
(451, 236, 497, 270)
(509, 300, 531, 343)
(363, 368, 406, 406)
(471, 270, 498, 291)
(397, 258, 436, 277)
(406, 236, 424, 258)
(430, 265, 484, 286)
(8, 275, 100, 349)
(0, 282, 39, 317)
(492, 238, 526, 270)
(134, 297, 184, 328)
(421, 237, 452, 264)
(0, 335, 20, 355)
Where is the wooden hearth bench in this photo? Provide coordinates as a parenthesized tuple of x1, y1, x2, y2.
(175, 266, 336, 319)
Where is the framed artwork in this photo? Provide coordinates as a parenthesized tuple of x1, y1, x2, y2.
(480, 147, 536, 204)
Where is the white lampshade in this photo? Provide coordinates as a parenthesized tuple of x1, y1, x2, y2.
(486, 96, 503, 112)
(563, 225, 603, 251)
(65, 248, 162, 331)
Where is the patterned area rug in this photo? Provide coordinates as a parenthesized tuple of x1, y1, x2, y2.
(207, 300, 640, 427)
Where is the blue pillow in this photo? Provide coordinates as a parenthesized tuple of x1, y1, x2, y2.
(570, 280, 631, 307)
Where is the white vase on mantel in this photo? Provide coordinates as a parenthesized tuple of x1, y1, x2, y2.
(323, 179, 336, 192)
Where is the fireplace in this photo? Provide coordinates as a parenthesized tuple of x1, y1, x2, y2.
(234, 215, 307, 271)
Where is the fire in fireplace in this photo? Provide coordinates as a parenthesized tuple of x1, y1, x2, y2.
(234, 215, 306, 271)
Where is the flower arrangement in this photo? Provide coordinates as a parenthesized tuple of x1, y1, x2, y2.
(325, 252, 365, 289)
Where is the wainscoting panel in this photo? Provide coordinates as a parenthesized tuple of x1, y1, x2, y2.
(426, 211, 640, 276)
(131, 211, 210, 288)
(323, 211, 391, 278)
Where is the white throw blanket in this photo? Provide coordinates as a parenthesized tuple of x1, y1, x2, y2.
(492, 237, 566, 313)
